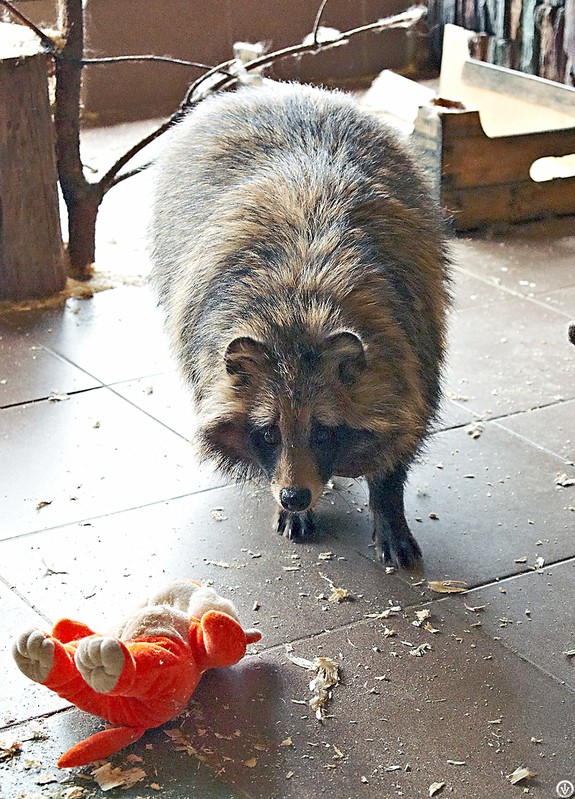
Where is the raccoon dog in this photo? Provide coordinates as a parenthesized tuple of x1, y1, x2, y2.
(150, 82, 450, 569)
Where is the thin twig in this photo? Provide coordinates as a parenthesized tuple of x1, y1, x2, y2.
(0, 1, 233, 78)
(104, 59, 235, 189)
(111, 161, 154, 186)
(338, 12, 426, 40)
(182, 58, 237, 107)
(312, 0, 331, 49)
(80, 54, 234, 76)
(0, 0, 57, 52)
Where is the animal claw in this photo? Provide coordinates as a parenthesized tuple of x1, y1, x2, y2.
(275, 509, 315, 540)
(377, 533, 422, 570)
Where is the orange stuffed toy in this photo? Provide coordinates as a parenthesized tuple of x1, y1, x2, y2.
(12, 580, 261, 768)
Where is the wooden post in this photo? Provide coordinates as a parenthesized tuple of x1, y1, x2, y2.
(0, 23, 66, 301)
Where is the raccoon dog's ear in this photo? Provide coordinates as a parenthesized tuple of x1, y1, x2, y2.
(224, 337, 269, 381)
(568, 322, 575, 345)
(324, 331, 366, 386)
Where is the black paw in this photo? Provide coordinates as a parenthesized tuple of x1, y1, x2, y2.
(276, 509, 315, 540)
(374, 527, 422, 570)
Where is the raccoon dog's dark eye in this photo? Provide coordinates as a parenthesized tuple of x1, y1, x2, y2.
(311, 422, 336, 448)
(261, 425, 281, 447)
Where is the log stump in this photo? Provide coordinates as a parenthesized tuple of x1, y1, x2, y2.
(0, 23, 66, 301)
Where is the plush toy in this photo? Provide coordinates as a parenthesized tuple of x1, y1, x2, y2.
(12, 580, 261, 768)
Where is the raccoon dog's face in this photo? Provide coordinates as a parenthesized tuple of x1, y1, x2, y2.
(246, 417, 340, 512)
(201, 330, 380, 513)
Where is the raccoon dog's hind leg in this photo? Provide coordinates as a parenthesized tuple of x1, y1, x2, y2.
(367, 464, 422, 570)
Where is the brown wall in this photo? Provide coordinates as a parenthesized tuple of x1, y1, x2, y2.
(11, 0, 421, 124)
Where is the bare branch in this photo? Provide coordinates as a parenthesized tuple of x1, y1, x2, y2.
(102, 57, 235, 190)
(104, 5, 427, 191)
(0, 0, 58, 52)
(183, 6, 427, 108)
(243, 5, 428, 78)
(102, 118, 174, 192)
(335, 8, 427, 40)
(312, 0, 331, 49)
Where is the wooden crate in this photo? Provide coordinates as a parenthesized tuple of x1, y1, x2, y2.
(364, 24, 575, 231)
(412, 102, 575, 230)
(411, 24, 575, 229)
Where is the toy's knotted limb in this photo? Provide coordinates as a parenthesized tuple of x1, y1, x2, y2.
(57, 725, 147, 768)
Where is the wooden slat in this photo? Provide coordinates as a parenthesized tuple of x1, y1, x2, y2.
(411, 102, 575, 230)
(462, 58, 575, 114)
(442, 119, 575, 188)
(443, 175, 575, 229)
(520, 0, 538, 74)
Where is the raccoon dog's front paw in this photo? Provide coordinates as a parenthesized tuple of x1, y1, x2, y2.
(276, 509, 315, 540)
(368, 468, 423, 571)
(374, 523, 422, 570)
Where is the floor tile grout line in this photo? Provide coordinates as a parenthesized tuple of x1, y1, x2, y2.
(5, 501, 570, 585)
(103, 370, 176, 390)
(40, 344, 111, 382)
(3, 385, 573, 444)
(43, 347, 177, 406)
(453, 617, 575, 699)
(461, 554, 575, 593)
(4, 573, 575, 738)
(484, 394, 575, 423)
(0, 709, 254, 799)
(41, 345, 196, 446)
(0, 383, 108, 412)
(104, 382, 195, 445)
(491, 419, 575, 466)
(0, 342, 107, 410)
(0, 705, 74, 735)
(347, 548, 575, 603)
(451, 263, 575, 319)
(448, 265, 522, 312)
(1, 380, 195, 447)
(508, 291, 575, 320)
(6, 584, 575, 712)
(251, 593, 575, 698)
(0, 574, 53, 625)
(0, 482, 243, 544)
(436, 399, 575, 460)
(448, 609, 575, 698)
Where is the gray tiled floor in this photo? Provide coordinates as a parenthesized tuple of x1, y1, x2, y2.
(0, 122, 574, 799)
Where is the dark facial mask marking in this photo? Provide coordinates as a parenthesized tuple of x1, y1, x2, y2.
(248, 423, 281, 477)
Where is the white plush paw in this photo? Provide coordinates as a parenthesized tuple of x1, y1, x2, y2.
(75, 637, 124, 694)
(12, 629, 55, 684)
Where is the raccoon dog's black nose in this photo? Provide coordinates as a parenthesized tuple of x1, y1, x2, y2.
(279, 487, 312, 512)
